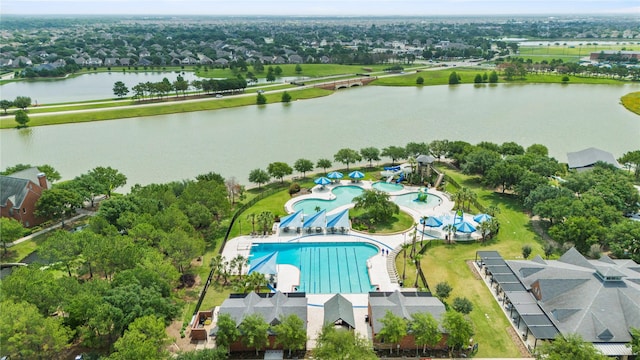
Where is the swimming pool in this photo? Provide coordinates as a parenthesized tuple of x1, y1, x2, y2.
(249, 242, 378, 294)
(393, 192, 443, 212)
(292, 185, 364, 215)
(372, 182, 404, 193)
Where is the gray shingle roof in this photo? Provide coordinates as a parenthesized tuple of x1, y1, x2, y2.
(368, 291, 445, 333)
(216, 291, 307, 330)
(567, 147, 621, 169)
(0, 175, 29, 208)
(323, 294, 355, 329)
(507, 248, 640, 343)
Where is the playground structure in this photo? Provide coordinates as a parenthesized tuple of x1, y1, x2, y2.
(380, 163, 412, 183)
(416, 187, 429, 202)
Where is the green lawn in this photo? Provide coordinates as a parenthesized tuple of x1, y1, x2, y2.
(195, 64, 391, 79)
(396, 167, 546, 358)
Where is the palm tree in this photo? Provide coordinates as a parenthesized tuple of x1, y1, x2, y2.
(412, 252, 424, 288)
(257, 211, 274, 235)
(246, 213, 257, 235)
(477, 221, 492, 242)
(442, 224, 456, 244)
(211, 254, 225, 282)
(234, 254, 247, 279)
(465, 189, 477, 212)
(401, 242, 411, 284)
(451, 191, 463, 210)
(485, 204, 501, 217)
(420, 216, 428, 243)
(407, 156, 417, 183)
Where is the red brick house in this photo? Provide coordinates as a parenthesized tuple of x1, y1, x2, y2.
(0, 168, 50, 227)
(368, 290, 448, 352)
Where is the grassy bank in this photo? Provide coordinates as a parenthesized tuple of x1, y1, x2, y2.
(622, 91, 640, 116)
(0, 88, 333, 129)
(372, 67, 630, 86)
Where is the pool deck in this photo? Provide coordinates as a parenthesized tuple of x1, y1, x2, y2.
(215, 180, 483, 347)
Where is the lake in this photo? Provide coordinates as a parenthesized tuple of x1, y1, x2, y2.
(1, 83, 639, 192)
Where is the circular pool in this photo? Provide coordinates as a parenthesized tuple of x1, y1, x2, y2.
(393, 192, 442, 211)
(292, 185, 364, 215)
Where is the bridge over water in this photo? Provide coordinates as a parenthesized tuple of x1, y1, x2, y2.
(314, 76, 377, 90)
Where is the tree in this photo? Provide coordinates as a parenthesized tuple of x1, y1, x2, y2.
(526, 143, 549, 157)
(239, 313, 269, 356)
(522, 244, 532, 259)
(0, 217, 25, 254)
(0, 99, 12, 114)
(294, 158, 314, 178)
(248, 168, 270, 188)
(535, 333, 607, 360)
(109, 315, 170, 360)
(416, 76, 424, 84)
(316, 158, 332, 173)
(267, 161, 293, 183)
(405, 142, 429, 157)
(485, 161, 525, 193)
(360, 147, 381, 167)
(619, 150, 640, 180)
(175, 348, 228, 360)
(0, 299, 74, 359)
(314, 324, 377, 360)
(334, 148, 362, 171)
(14, 109, 30, 127)
(257, 211, 274, 235)
(474, 74, 483, 83)
(376, 310, 407, 354)
(256, 92, 267, 104)
(88, 166, 127, 198)
(273, 314, 307, 357)
(488, 70, 499, 83)
(295, 64, 302, 74)
(543, 243, 555, 259)
(215, 313, 239, 353)
(281, 91, 292, 103)
(461, 148, 501, 176)
(628, 327, 640, 356)
(429, 139, 449, 161)
(448, 71, 460, 84)
(13, 96, 31, 110)
(160, 229, 205, 273)
(113, 81, 130, 98)
(274, 66, 283, 75)
(40, 230, 82, 277)
(435, 281, 452, 301)
(35, 188, 83, 226)
(353, 189, 399, 225)
(381, 146, 407, 165)
(441, 310, 474, 353)
(410, 312, 441, 354)
(37, 164, 61, 182)
(452, 297, 474, 314)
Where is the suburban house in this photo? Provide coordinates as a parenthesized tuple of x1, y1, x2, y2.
(0, 167, 50, 227)
(477, 249, 640, 359)
(368, 290, 448, 351)
(567, 147, 622, 172)
(209, 291, 307, 352)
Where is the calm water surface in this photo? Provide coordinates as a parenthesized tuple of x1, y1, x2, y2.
(1, 84, 639, 191)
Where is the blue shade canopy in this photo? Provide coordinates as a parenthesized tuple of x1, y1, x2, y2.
(248, 251, 278, 275)
(280, 210, 303, 229)
(327, 171, 344, 179)
(348, 170, 365, 179)
(326, 209, 350, 229)
(473, 213, 492, 223)
(303, 209, 326, 228)
(420, 216, 443, 227)
(314, 177, 331, 185)
(455, 221, 476, 233)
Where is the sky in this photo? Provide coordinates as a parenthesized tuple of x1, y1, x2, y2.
(2, 0, 639, 16)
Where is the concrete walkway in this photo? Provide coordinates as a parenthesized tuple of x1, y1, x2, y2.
(7, 209, 94, 248)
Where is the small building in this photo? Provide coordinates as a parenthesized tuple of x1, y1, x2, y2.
(368, 290, 447, 351)
(567, 147, 621, 172)
(324, 294, 356, 330)
(0, 168, 50, 227)
(209, 291, 307, 352)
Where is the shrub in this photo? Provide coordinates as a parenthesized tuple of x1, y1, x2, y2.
(289, 183, 301, 195)
(416, 76, 424, 85)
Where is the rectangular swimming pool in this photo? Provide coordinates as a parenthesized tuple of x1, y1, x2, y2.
(249, 242, 379, 294)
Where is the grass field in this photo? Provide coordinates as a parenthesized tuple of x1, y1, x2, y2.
(396, 166, 546, 358)
(622, 91, 640, 116)
(195, 63, 391, 79)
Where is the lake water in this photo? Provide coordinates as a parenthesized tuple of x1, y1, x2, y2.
(1, 83, 639, 192)
(0, 71, 307, 104)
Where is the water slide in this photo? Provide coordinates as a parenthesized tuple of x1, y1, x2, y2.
(395, 173, 405, 183)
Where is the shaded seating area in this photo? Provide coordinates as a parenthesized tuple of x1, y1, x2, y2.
(278, 210, 303, 234)
(326, 209, 350, 234)
(303, 209, 326, 234)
